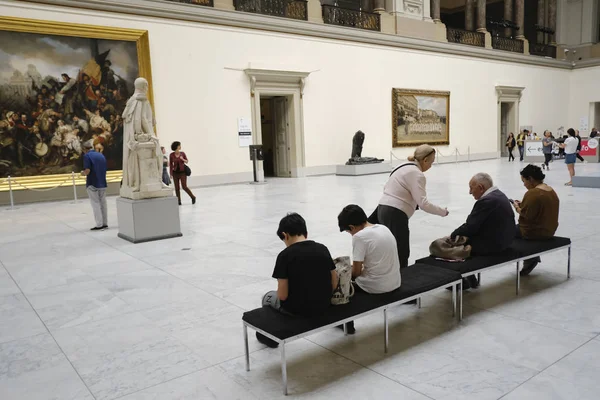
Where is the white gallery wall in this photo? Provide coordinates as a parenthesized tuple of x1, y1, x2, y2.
(569, 66, 600, 130)
(0, 0, 572, 183)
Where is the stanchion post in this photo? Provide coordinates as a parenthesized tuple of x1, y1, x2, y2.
(252, 148, 258, 183)
(8, 175, 14, 210)
(71, 172, 78, 203)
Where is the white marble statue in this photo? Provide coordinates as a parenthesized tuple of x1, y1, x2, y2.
(120, 77, 171, 200)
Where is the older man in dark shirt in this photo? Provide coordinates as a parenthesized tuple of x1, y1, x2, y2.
(451, 173, 516, 288)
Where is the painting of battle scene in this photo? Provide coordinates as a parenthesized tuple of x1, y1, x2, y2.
(0, 30, 139, 177)
(392, 89, 450, 147)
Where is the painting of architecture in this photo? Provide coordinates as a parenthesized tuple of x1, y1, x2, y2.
(392, 89, 450, 147)
(0, 17, 152, 179)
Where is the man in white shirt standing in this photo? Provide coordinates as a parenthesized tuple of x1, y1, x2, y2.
(336, 205, 402, 333)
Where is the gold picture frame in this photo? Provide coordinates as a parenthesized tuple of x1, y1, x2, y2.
(0, 16, 153, 187)
(392, 88, 450, 148)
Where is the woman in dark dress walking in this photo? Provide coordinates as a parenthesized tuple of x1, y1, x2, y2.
(169, 141, 196, 205)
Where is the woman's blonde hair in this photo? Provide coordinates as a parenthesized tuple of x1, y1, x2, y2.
(408, 144, 436, 162)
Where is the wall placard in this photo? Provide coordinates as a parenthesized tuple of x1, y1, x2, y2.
(580, 117, 589, 135)
(238, 117, 252, 147)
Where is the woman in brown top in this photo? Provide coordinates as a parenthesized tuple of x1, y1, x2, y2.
(512, 164, 559, 276)
(169, 141, 196, 206)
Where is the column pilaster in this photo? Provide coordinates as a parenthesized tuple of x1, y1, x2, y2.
(515, 0, 524, 39)
(465, 0, 475, 31)
(476, 0, 487, 33)
(431, 0, 441, 22)
(548, 0, 557, 45)
(373, 0, 386, 12)
(504, 0, 513, 37)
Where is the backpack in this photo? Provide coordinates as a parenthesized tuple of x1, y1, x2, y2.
(331, 256, 355, 305)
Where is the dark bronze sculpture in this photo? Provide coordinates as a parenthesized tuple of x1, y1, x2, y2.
(346, 130, 384, 165)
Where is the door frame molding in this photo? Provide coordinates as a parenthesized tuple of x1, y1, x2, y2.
(245, 68, 310, 180)
(496, 85, 525, 157)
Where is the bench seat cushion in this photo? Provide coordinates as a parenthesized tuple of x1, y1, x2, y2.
(416, 236, 571, 275)
(510, 236, 571, 257)
(242, 264, 461, 340)
(415, 248, 521, 275)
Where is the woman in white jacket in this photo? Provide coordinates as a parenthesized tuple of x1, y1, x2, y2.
(377, 144, 449, 269)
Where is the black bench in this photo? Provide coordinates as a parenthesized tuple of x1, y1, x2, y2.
(242, 264, 462, 395)
(416, 236, 572, 319)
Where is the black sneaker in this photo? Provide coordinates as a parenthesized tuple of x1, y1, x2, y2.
(90, 227, 103, 231)
(256, 332, 279, 348)
(466, 275, 480, 289)
(336, 321, 355, 334)
(192, 197, 196, 205)
(520, 259, 540, 276)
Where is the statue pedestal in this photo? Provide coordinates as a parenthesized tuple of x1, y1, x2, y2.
(116, 196, 182, 243)
(336, 162, 392, 176)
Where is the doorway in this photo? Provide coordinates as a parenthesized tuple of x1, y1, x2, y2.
(591, 102, 600, 131)
(500, 102, 516, 157)
(496, 86, 524, 157)
(259, 96, 291, 178)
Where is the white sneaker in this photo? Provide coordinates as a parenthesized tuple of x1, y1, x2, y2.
(584, 160, 588, 164)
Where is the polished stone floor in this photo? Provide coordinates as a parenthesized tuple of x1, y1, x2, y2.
(1, 159, 600, 400)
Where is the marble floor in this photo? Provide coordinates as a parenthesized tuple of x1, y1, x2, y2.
(1, 159, 600, 400)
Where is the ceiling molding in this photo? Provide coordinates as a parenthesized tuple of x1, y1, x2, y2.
(10, 0, 577, 69)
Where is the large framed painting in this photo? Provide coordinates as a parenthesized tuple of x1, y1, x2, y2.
(0, 16, 153, 181)
(392, 89, 450, 147)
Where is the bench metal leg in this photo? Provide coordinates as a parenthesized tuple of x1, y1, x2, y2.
(417, 297, 422, 309)
(452, 284, 457, 317)
(281, 343, 288, 395)
(477, 273, 481, 285)
(516, 262, 521, 296)
(383, 309, 389, 353)
(459, 280, 463, 321)
(243, 324, 250, 372)
(343, 323, 347, 336)
(568, 245, 571, 279)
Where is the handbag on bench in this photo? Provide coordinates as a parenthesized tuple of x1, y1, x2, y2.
(331, 256, 355, 305)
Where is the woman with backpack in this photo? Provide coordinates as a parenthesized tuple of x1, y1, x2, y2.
(375, 144, 449, 269)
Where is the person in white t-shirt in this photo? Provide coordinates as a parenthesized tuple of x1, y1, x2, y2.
(337, 204, 402, 334)
(338, 205, 402, 293)
(559, 128, 578, 186)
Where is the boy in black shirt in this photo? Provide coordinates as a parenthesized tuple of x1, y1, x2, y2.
(257, 213, 338, 348)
